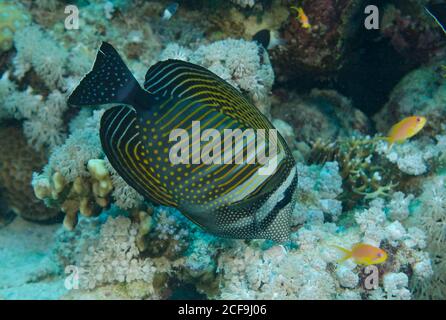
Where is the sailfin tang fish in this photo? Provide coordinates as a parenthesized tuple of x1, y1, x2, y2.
(68, 42, 298, 242)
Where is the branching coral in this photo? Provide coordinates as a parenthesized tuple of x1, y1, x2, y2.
(74, 216, 159, 291)
(308, 136, 400, 207)
(0, 23, 86, 150)
(53, 213, 167, 299)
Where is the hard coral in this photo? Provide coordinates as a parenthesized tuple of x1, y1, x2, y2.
(32, 110, 144, 230)
(381, 3, 446, 64)
(308, 136, 399, 208)
(271, 89, 372, 145)
(373, 59, 446, 138)
(271, 0, 364, 81)
(0, 1, 31, 52)
(411, 175, 446, 299)
(0, 71, 67, 151)
(0, 124, 60, 222)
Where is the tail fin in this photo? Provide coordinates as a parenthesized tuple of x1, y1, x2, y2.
(68, 42, 148, 109)
(330, 245, 352, 263)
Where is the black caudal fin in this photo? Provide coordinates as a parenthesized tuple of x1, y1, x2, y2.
(68, 42, 151, 109)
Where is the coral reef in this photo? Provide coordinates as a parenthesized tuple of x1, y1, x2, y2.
(308, 136, 399, 207)
(216, 191, 431, 300)
(1, 0, 445, 301)
(230, 0, 258, 9)
(52, 205, 219, 299)
(160, 39, 274, 115)
(270, 89, 372, 146)
(376, 135, 446, 176)
(411, 175, 446, 299)
(0, 1, 31, 52)
(380, 2, 446, 64)
(0, 124, 60, 222)
(32, 36, 276, 228)
(373, 59, 446, 138)
(36, 162, 429, 300)
(31, 110, 120, 230)
(270, 0, 365, 81)
(292, 161, 343, 225)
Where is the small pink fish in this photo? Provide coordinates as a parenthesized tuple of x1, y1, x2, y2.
(386, 116, 427, 149)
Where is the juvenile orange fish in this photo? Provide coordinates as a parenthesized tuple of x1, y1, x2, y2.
(333, 243, 388, 266)
(386, 116, 427, 149)
(290, 6, 311, 29)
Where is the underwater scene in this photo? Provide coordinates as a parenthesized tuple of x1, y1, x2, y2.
(0, 0, 445, 301)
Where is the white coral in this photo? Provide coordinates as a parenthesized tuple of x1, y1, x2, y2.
(0, 72, 67, 150)
(13, 25, 68, 90)
(388, 192, 414, 221)
(377, 136, 443, 176)
(293, 162, 343, 224)
(383, 273, 411, 300)
(104, 158, 144, 210)
(76, 216, 157, 290)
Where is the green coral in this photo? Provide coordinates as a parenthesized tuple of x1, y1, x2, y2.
(308, 136, 400, 208)
(0, 1, 31, 52)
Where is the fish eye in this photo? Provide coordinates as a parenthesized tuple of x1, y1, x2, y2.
(377, 253, 382, 257)
(416, 117, 421, 122)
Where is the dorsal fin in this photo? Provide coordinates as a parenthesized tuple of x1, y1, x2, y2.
(100, 105, 177, 207)
(143, 59, 274, 131)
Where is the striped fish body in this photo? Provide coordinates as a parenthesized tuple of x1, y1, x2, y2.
(68, 42, 298, 242)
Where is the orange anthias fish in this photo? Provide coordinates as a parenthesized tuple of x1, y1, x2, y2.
(386, 116, 427, 149)
(290, 6, 311, 29)
(333, 243, 388, 266)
